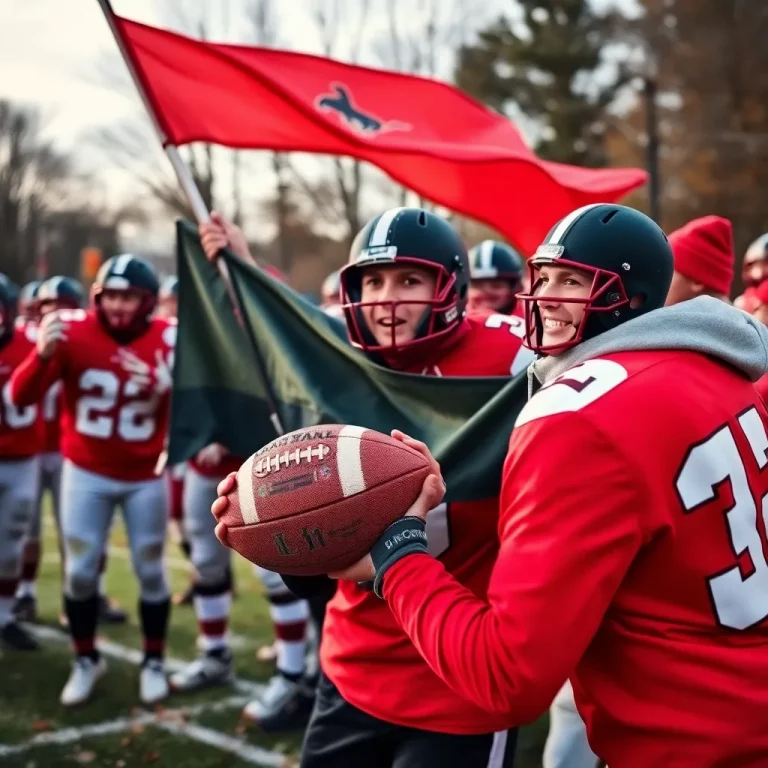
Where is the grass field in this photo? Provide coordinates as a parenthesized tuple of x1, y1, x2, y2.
(0, 507, 549, 767)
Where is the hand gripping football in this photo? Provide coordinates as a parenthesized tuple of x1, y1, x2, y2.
(216, 425, 431, 575)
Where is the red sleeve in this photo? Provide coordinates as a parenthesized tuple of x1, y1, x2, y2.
(383, 413, 651, 725)
(10, 349, 62, 406)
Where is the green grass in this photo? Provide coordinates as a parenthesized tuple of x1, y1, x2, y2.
(0, 502, 549, 767)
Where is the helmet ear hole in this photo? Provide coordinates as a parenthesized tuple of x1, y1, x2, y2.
(601, 209, 620, 225)
(417, 210, 427, 227)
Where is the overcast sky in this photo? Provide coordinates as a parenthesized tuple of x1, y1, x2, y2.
(2, 0, 639, 250)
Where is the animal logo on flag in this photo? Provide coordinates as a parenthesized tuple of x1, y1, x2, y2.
(315, 83, 412, 136)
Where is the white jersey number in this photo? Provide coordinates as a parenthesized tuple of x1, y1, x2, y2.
(676, 406, 768, 630)
(76, 368, 157, 442)
(485, 314, 526, 339)
(0, 381, 37, 429)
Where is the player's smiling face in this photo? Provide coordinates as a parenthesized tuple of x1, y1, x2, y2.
(534, 264, 593, 354)
(100, 289, 143, 329)
(359, 264, 437, 347)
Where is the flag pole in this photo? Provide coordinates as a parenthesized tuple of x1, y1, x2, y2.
(96, 0, 285, 439)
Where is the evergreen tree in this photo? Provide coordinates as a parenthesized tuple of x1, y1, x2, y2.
(455, 1, 627, 167)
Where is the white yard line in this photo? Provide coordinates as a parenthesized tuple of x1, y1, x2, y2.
(29, 624, 264, 696)
(157, 720, 288, 767)
(0, 695, 288, 765)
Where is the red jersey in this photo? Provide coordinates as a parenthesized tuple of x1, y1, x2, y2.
(0, 325, 43, 459)
(384, 350, 768, 765)
(188, 452, 243, 479)
(11, 310, 175, 481)
(321, 315, 532, 733)
(41, 381, 63, 453)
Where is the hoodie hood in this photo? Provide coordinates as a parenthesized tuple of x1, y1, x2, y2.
(529, 296, 768, 396)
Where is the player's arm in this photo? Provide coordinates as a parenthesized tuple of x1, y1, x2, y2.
(382, 414, 652, 725)
(9, 315, 66, 406)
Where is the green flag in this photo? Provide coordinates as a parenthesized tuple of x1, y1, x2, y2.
(170, 220, 529, 502)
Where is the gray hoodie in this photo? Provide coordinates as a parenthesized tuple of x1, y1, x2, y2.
(528, 295, 768, 398)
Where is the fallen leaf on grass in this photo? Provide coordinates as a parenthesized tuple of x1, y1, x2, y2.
(116, 761, 126, 767)
(142, 752, 160, 764)
(120, 737, 132, 747)
(73, 750, 96, 764)
(130, 723, 145, 735)
(156, 708, 188, 726)
(30, 720, 51, 732)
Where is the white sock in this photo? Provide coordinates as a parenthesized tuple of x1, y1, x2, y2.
(15, 581, 36, 600)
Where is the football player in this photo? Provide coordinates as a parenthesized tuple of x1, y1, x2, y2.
(735, 233, 768, 311)
(168, 443, 242, 692)
(17, 281, 42, 325)
(317, 204, 768, 766)
(0, 274, 41, 651)
(319, 270, 344, 319)
(10, 256, 174, 706)
(207, 207, 533, 766)
(157, 276, 178, 320)
(467, 240, 525, 317)
(14, 276, 127, 626)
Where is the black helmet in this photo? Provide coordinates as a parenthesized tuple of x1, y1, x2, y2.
(38, 276, 84, 312)
(159, 275, 178, 300)
(0, 273, 19, 345)
(340, 207, 468, 364)
(18, 280, 41, 320)
(468, 241, 524, 283)
(321, 270, 341, 304)
(92, 254, 159, 341)
(519, 203, 673, 354)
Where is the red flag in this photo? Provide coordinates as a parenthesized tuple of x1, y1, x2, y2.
(115, 16, 646, 254)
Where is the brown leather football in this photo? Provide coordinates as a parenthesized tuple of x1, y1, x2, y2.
(217, 425, 431, 575)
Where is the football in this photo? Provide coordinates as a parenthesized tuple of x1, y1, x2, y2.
(216, 425, 432, 575)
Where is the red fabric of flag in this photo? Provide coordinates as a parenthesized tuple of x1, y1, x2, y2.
(115, 15, 647, 254)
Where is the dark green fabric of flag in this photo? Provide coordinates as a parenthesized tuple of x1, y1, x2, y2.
(170, 219, 529, 502)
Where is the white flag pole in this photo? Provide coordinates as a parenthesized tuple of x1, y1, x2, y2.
(96, 0, 286, 440)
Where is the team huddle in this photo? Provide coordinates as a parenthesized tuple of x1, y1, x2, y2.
(2, 202, 768, 767)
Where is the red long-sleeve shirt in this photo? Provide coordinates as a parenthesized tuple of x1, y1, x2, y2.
(384, 350, 768, 767)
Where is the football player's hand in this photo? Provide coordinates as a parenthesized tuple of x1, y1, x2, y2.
(154, 350, 173, 395)
(37, 312, 68, 359)
(211, 471, 237, 544)
(196, 442, 229, 469)
(329, 433, 444, 584)
(389, 430, 445, 522)
(199, 211, 253, 264)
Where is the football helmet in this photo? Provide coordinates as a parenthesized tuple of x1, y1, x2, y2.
(159, 275, 178, 300)
(320, 270, 341, 306)
(18, 281, 41, 321)
(468, 240, 524, 313)
(0, 274, 19, 344)
(92, 254, 159, 341)
(340, 207, 468, 364)
(518, 203, 673, 355)
(38, 276, 85, 314)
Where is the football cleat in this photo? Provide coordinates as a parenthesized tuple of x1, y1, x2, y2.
(1, 621, 39, 651)
(61, 656, 107, 706)
(169, 650, 234, 691)
(12, 594, 37, 624)
(139, 658, 169, 705)
(98, 595, 127, 625)
(242, 673, 315, 732)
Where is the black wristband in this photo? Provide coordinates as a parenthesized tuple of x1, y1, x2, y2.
(371, 517, 428, 598)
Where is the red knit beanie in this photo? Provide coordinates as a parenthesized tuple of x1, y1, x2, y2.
(668, 216, 734, 296)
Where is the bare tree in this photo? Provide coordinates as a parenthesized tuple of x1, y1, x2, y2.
(308, 0, 372, 249)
